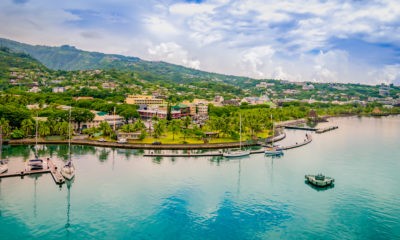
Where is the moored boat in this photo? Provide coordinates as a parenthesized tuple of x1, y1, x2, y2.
(61, 107, 75, 180)
(28, 157, 44, 171)
(305, 173, 334, 187)
(61, 160, 75, 180)
(265, 115, 283, 156)
(223, 149, 251, 158)
(0, 160, 8, 174)
(0, 127, 8, 173)
(264, 147, 283, 156)
(223, 114, 250, 158)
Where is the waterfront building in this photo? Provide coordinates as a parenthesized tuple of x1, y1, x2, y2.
(76, 111, 124, 131)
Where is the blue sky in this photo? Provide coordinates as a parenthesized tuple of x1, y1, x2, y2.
(1, 0, 400, 84)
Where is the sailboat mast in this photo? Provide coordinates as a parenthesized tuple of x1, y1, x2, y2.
(271, 114, 274, 146)
(68, 107, 72, 161)
(113, 106, 116, 132)
(35, 113, 38, 158)
(0, 126, 3, 161)
(239, 114, 242, 150)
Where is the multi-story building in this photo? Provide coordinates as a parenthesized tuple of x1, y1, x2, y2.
(125, 95, 165, 105)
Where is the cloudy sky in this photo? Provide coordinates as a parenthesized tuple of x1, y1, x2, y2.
(1, 0, 400, 84)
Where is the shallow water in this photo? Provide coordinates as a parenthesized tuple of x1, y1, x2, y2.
(0, 116, 399, 239)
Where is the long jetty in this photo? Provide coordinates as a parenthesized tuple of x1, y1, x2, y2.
(143, 136, 313, 158)
(0, 159, 65, 185)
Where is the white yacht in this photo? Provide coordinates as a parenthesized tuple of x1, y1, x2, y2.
(265, 115, 283, 156)
(61, 107, 75, 180)
(27, 119, 43, 171)
(223, 114, 250, 158)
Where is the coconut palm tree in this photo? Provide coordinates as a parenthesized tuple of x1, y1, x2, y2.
(21, 119, 35, 137)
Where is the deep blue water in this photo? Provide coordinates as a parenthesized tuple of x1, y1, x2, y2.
(0, 116, 399, 239)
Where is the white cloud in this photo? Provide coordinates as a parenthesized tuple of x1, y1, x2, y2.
(368, 64, 400, 85)
(1, 0, 400, 84)
(169, 3, 216, 16)
(148, 42, 200, 69)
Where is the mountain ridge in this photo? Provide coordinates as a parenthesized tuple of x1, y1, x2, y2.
(0, 38, 253, 86)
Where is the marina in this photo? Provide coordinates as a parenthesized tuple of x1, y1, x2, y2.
(1, 116, 399, 239)
(143, 134, 312, 157)
(0, 158, 65, 185)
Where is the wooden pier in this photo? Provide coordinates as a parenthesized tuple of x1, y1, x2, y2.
(0, 159, 65, 185)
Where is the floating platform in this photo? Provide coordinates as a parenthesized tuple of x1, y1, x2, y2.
(0, 159, 65, 185)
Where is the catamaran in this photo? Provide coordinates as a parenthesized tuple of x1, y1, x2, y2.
(265, 114, 283, 156)
(0, 127, 8, 174)
(61, 107, 75, 180)
(223, 114, 250, 158)
(27, 117, 44, 171)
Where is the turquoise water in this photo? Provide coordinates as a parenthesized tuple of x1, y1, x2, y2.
(1, 116, 400, 239)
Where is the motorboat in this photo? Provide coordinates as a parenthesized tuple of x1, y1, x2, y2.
(305, 173, 334, 187)
(28, 157, 44, 171)
(264, 147, 283, 156)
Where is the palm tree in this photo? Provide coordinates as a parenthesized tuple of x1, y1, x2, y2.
(153, 122, 164, 138)
(169, 119, 181, 141)
(38, 121, 50, 137)
(0, 118, 11, 138)
(182, 116, 192, 140)
(21, 119, 35, 137)
(99, 121, 112, 137)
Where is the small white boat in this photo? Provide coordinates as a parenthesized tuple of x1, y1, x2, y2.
(305, 174, 334, 187)
(0, 160, 8, 174)
(265, 115, 284, 156)
(224, 114, 250, 158)
(264, 147, 283, 156)
(61, 161, 75, 180)
(223, 149, 250, 158)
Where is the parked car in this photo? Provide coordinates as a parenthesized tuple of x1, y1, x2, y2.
(117, 138, 127, 144)
(98, 138, 106, 142)
(152, 141, 162, 145)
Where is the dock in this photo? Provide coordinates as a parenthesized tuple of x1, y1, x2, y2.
(0, 159, 65, 185)
(315, 126, 338, 134)
(284, 125, 338, 134)
(143, 136, 313, 158)
(283, 126, 317, 131)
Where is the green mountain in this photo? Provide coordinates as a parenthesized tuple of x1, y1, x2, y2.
(0, 38, 251, 87)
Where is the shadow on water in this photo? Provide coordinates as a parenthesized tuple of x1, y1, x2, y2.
(304, 180, 335, 192)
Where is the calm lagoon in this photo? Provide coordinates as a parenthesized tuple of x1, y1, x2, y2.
(0, 116, 399, 239)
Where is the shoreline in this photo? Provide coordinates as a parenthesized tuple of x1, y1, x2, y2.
(9, 114, 382, 150)
(9, 133, 287, 150)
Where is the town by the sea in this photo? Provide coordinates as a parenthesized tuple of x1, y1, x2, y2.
(0, 116, 399, 239)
